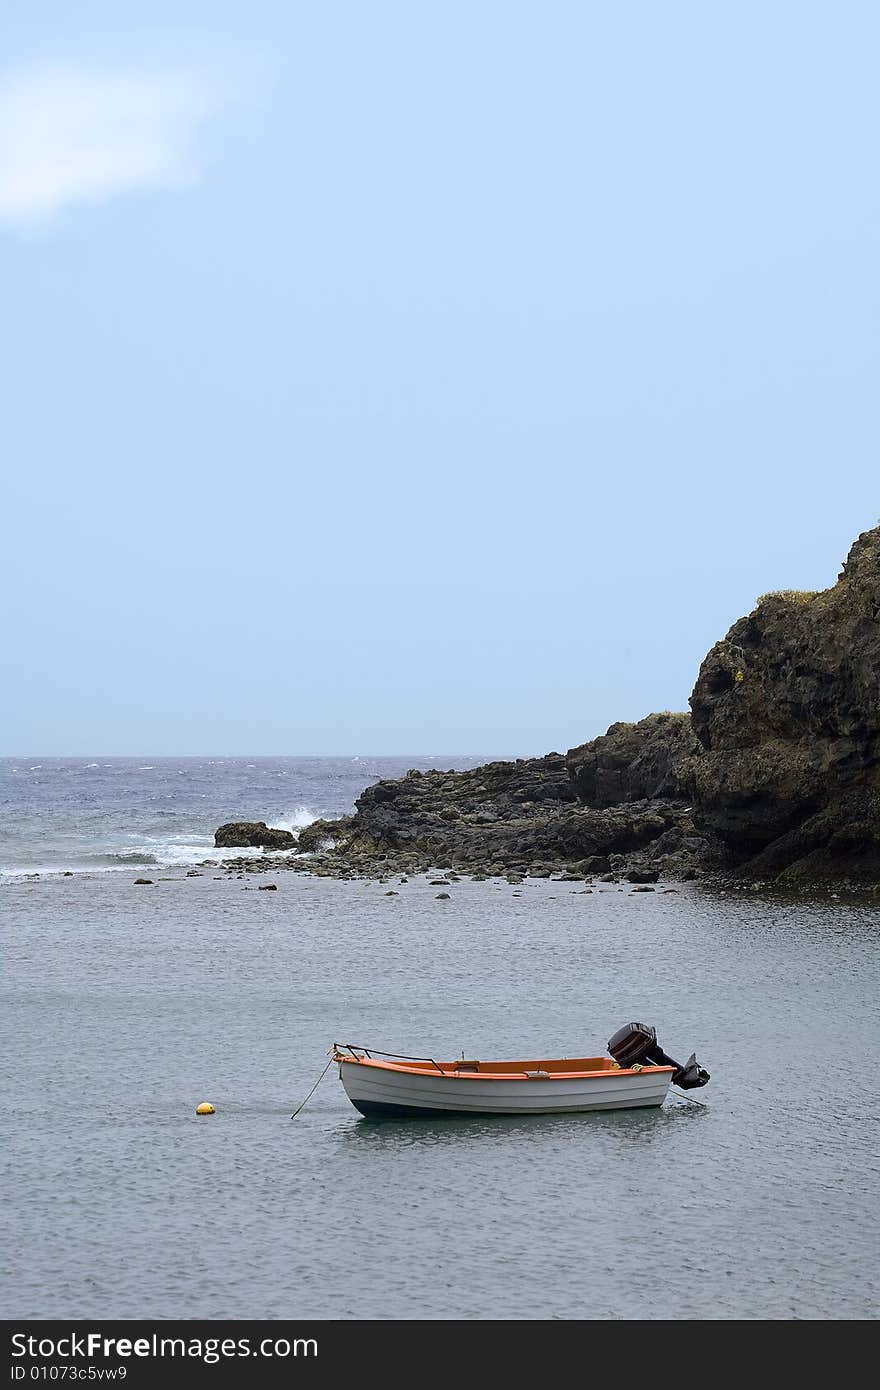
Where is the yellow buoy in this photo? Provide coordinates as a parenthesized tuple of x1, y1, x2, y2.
(195, 1102, 215, 1115)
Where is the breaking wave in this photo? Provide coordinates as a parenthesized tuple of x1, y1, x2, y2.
(101, 852, 159, 865)
(269, 807, 319, 834)
(0, 838, 272, 881)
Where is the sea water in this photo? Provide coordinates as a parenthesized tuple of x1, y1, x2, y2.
(2, 759, 878, 1319)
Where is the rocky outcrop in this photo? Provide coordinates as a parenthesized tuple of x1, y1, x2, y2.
(333, 755, 575, 870)
(686, 525, 880, 881)
(272, 751, 707, 880)
(352, 755, 574, 840)
(214, 821, 296, 850)
(295, 817, 355, 853)
(567, 712, 698, 805)
(215, 524, 879, 886)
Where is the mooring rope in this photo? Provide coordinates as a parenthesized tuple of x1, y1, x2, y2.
(290, 1056, 335, 1120)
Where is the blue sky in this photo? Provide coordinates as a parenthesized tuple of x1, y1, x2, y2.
(2, 2, 877, 755)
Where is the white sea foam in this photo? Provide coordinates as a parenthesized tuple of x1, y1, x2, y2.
(85, 763, 99, 768)
(2, 866, 73, 880)
(269, 806, 318, 834)
(0, 837, 271, 881)
(149, 840, 265, 867)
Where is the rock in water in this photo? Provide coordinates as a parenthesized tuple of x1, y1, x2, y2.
(214, 822, 296, 850)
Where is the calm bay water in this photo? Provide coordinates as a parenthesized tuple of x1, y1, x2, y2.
(2, 760, 879, 1320)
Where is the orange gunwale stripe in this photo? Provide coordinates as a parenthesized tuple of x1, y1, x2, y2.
(338, 1056, 674, 1081)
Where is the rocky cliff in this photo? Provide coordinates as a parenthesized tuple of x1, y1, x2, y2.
(217, 524, 879, 885)
(567, 711, 698, 805)
(686, 524, 880, 881)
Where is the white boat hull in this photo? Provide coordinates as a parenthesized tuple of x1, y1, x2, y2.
(339, 1059, 673, 1118)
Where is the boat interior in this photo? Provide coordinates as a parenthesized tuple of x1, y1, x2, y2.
(335, 1050, 673, 1077)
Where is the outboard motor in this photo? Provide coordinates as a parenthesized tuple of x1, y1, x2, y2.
(608, 1022, 710, 1091)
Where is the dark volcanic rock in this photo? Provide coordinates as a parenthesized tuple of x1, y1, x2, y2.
(296, 817, 355, 853)
(302, 749, 701, 879)
(222, 526, 878, 886)
(687, 525, 880, 881)
(567, 712, 698, 806)
(214, 822, 296, 850)
(344, 755, 577, 865)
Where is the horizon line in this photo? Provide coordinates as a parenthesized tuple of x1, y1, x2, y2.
(1, 750, 523, 760)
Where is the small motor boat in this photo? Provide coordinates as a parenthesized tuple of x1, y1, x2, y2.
(334, 1023, 709, 1119)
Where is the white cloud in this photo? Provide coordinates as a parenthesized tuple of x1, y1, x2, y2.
(0, 63, 224, 225)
